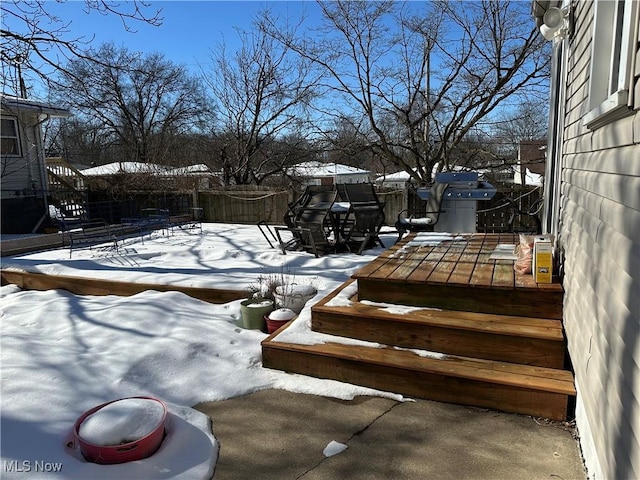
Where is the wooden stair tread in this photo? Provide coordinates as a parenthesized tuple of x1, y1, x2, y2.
(355, 278, 563, 319)
(314, 300, 563, 341)
(313, 279, 564, 342)
(262, 338, 576, 396)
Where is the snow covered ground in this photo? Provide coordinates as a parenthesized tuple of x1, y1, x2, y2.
(1, 223, 405, 479)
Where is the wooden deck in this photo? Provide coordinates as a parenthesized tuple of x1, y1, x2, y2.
(354, 233, 563, 319)
(263, 233, 575, 421)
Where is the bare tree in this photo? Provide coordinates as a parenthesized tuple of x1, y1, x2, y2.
(319, 115, 380, 169)
(45, 117, 112, 165)
(1, 0, 162, 97)
(494, 102, 549, 158)
(264, 0, 550, 184)
(202, 10, 318, 185)
(52, 43, 212, 166)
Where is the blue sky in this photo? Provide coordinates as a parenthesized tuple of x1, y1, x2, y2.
(42, 1, 319, 73)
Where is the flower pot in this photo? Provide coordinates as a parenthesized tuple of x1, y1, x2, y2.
(266, 308, 297, 334)
(273, 284, 318, 314)
(70, 396, 167, 465)
(240, 298, 273, 330)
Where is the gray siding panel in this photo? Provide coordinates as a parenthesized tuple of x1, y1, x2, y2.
(563, 169, 640, 211)
(565, 144, 640, 176)
(562, 190, 640, 479)
(1, 167, 30, 195)
(558, 2, 640, 478)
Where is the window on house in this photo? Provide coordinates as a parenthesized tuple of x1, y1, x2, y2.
(1, 117, 21, 156)
(584, 0, 638, 129)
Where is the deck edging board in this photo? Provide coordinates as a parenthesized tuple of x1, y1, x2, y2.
(1, 269, 246, 304)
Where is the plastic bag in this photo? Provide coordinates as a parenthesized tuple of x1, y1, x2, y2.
(514, 234, 534, 274)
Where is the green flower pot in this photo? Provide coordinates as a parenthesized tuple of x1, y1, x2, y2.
(240, 298, 273, 330)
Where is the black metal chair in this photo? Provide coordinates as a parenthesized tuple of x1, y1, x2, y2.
(276, 187, 338, 257)
(272, 185, 328, 252)
(340, 183, 386, 254)
(294, 189, 338, 257)
(395, 182, 449, 242)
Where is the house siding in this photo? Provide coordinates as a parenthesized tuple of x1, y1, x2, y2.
(1, 107, 50, 233)
(558, 2, 640, 479)
(1, 110, 46, 198)
(635, 13, 640, 111)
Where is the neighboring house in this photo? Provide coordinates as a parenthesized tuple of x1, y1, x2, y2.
(80, 161, 171, 177)
(166, 164, 221, 190)
(515, 139, 547, 185)
(290, 161, 371, 185)
(375, 169, 415, 189)
(1, 95, 72, 234)
(533, 1, 639, 479)
(166, 164, 213, 176)
(513, 167, 544, 186)
(80, 161, 221, 191)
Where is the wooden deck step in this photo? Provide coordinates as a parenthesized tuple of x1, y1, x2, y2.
(355, 277, 564, 319)
(311, 281, 567, 369)
(261, 337, 575, 421)
(263, 234, 573, 420)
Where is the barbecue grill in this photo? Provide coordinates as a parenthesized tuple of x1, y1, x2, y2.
(417, 171, 497, 233)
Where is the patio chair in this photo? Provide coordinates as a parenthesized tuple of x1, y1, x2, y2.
(395, 182, 450, 242)
(341, 183, 385, 206)
(274, 185, 325, 253)
(335, 183, 349, 202)
(340, 183, 386, 254)
(294, 189, 338, 257)
(276, 187, 338, 257)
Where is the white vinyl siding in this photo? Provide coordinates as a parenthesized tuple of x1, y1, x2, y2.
(0, 111, 45, 199)
(557, 1, 640, 479)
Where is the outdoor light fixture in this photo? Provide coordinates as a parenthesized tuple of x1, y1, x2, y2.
(539, 6, 573, 41)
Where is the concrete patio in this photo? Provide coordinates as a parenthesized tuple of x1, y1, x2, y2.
(197, 389, 586, 480)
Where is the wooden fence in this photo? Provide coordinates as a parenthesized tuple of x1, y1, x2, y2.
(476, 184, 543, 233)
(197, 187, 407, 226)
(377, 189, 406, 226)
(198, 189, 289, 224)
(80, 184, 541, 232)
